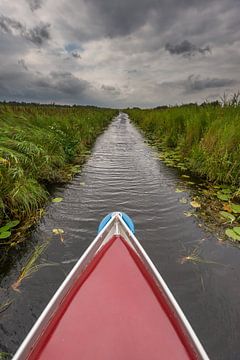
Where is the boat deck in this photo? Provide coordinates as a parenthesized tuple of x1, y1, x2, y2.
(28, 235, 194, 359)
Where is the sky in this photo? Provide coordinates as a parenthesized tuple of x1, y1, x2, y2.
(0, 0, 239, 108)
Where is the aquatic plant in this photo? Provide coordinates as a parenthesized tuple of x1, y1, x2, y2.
(12, 241, 50, 291)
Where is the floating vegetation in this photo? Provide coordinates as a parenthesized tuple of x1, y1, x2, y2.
(0, 299, 13, 314)
(230, 203, 240, 213)
(80, 182, 86, 186)
(219, 211, 235, 223)
(0, 352, 11, 360)
(0, 220, 20, 239)
(52, 228, 64, 242)
(175, 188, 185, 193)
(180, 248, 204, 264)
(183, 211, 194, 217)
(52, 197, 63, 203)
(12, 241, 49, 291)
(216, 193, 231, 201)
(225, 228, 240, 242)
(180, 247, 224, 266)
(179, 197, 188, 204)
(190, 200, 201, 208)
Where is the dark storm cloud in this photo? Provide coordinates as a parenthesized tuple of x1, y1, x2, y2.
(0, 68, 91, 104)
(83, 0, 218, 40)
(26, 0, 44, 12)
(165, 40, 210, 56)
(0, 15, 50, 46)
(84, 0, 154, 37)
(31, 71, 90, 97)
(25, 23, 50, 45)
(161, 75, 238, 94)
(185, 75, 238, 92)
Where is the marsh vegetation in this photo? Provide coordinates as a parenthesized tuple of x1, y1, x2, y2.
(0, 103, 117, 261)
(126, 102, 240, 243)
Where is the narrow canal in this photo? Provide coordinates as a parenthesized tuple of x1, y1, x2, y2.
(1, 113, 240, 359)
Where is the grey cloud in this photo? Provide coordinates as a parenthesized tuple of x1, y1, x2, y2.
(101, 85, 116, 91)
(26, 0, 44, 11)
(18, 59, 28, 71)
(37, 71, 90, 96)
(0, 15, 50, 46)
(0, 15, 24, 33)
(72, 51, 81, 59)
(25, 23, 50, 45)
(165, 40, 210, 56)
(101, 84, 120, 95)
(161, 75, 238, 94)
(186, 75, 238, 92)
(0, 67, 92, 104)
(0, 0, 240, 107)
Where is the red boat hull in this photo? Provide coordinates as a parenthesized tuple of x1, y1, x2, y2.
(27, 235, 198, 359)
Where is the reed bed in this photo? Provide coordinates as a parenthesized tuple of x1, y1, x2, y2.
(126, 104, 240, 187)
(0, 104, 117, 248)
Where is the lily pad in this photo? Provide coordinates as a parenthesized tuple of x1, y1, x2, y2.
(190, 201, 201, 208)
(2, 220, 20, 230)
(52, 197, 63, 203)
(219, 211, 235, 223)
(233, 227, 240, 236)
(230, 203, 240, 213)
(225, 228, 240, 241)
(52, 228, 64, 235)
(217, 193, 231, 201)
(0, 231, 11, 239)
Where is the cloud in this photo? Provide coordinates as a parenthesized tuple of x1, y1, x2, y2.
(0, 15, 50, 46)
(185, 75, 238, 92)
(18, 59, 28, 71)
(26, 0, 44, 11)
(161, 74, 238, 94)
(25, 23, 50, 45)
(165, 40, 210, 56)
(35, 71, 91, 96)
(101, 84, 120, 95)
(0, 0, 240, 107)
(72, 51, 81, 59)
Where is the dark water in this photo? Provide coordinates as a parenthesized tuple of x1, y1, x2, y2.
(1, 113, 240, 359)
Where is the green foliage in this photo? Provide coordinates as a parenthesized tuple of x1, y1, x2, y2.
(0, 104, 116, 230)
(126, 105, 240, 186)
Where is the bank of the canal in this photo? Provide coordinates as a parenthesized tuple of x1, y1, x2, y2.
(1, 113, 240, 360)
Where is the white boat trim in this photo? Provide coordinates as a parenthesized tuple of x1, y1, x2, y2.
(12, 212, 209, 360)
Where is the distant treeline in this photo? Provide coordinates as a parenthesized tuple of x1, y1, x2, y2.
(126, 103, 240, 186)
(0, 104, 117, 244)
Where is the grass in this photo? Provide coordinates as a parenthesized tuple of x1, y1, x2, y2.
(126, 103, 240, 187)
(12, 240, 55, 291)
(0, 103, 117, 253)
